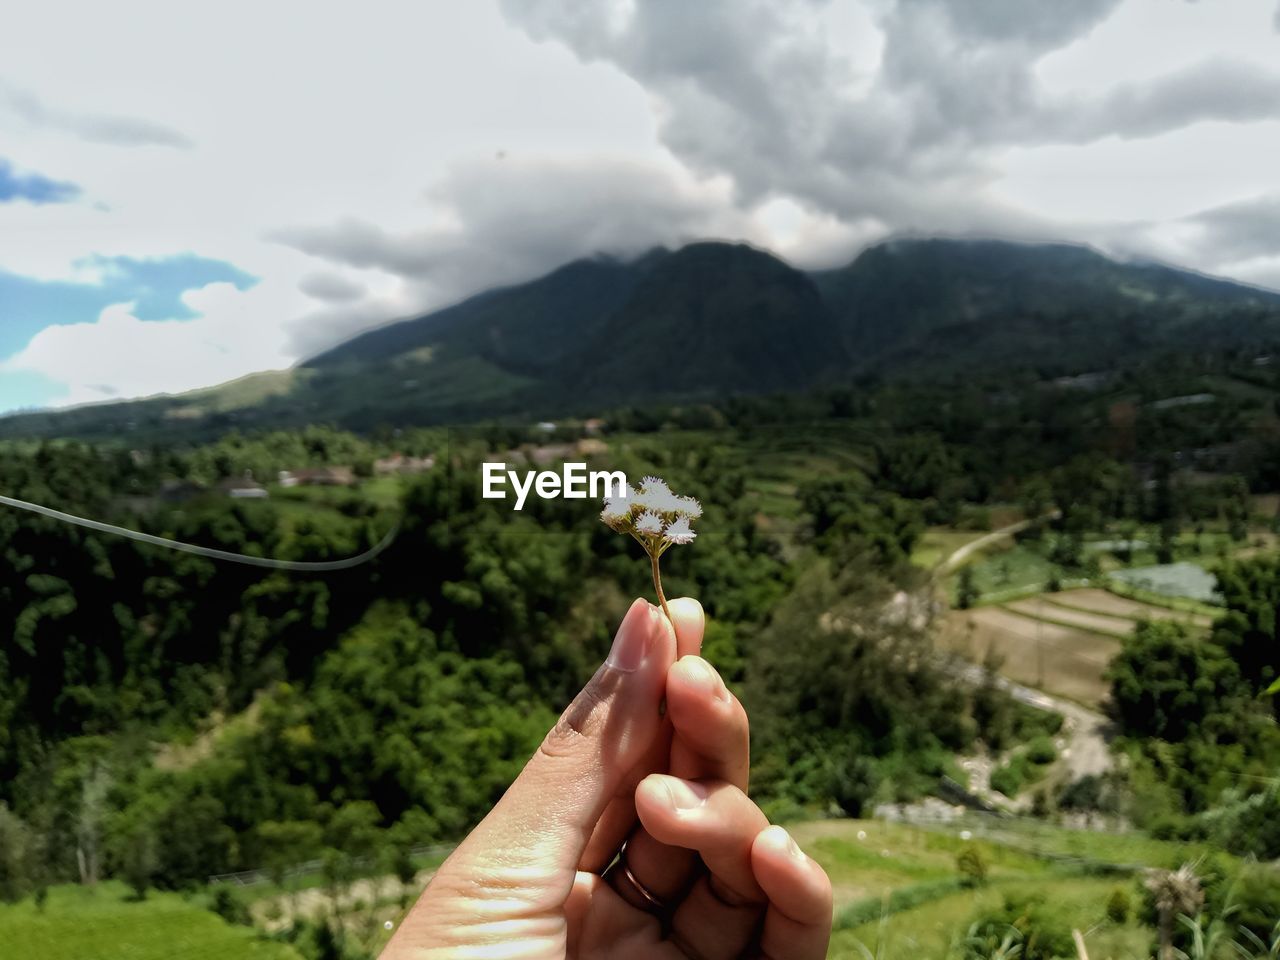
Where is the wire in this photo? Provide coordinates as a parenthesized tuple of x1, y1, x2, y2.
(0, 493, 400, 572)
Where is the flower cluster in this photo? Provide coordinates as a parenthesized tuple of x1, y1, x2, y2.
(600, 475, 700, 621)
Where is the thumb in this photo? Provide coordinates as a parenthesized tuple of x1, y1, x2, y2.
(437, 598, 673, 901)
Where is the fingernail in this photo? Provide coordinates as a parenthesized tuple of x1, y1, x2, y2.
(650, 602, 673, 638)
(784, 830, 806, 861)
(662, 777, 709, 811)
(605, 599, 653, 673)
(683, 656, 730, 703)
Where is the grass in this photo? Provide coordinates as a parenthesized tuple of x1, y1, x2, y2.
(804, 816, 1217, 960)
(954, 543, 1059, 598)
(830, 876, 1151, 960)
(962, 819, 1216, 869)
(0, 882, 302, 960)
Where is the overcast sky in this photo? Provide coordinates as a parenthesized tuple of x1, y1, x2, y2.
(2, 0, 1279, 413)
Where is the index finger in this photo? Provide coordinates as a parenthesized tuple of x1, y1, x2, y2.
(579, 597, 706, 873)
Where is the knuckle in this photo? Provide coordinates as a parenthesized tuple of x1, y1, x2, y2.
(538, 676, 609, 760)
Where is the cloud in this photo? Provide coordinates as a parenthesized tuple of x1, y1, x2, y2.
(499, 0, 1280, 238)
(0, 157, 79, 204)
(1099, 190, 1280, 294)
(0, 253, 258, 359)
(1046, 59, 1280, 142)
(1183, 194, 1280, 264)
(0, 80, 192, 148)
(298, 272, 366, 303)
(2, 281, 293, 408)
(273, 155, 747, 355)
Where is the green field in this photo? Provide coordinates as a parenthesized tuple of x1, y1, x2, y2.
(0, 882, 302, 960)
(793, 818, 1224, 960)
(831, 876, 1150, 960)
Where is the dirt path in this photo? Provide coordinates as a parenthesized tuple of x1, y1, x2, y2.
(933, 510, 1060, 578)
(952, 659, 1112, 784)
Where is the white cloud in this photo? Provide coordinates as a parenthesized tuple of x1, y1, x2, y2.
(2, 281, 294, 406)
(273, 155, 748, 355)
(0, 79, 192, 148)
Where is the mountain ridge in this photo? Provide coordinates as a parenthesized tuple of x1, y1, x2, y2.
(5, 235, 1280, 440)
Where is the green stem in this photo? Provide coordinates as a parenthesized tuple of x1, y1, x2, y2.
(650, 550, 673, 625)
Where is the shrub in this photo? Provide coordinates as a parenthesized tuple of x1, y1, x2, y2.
(1200, 787, 1280, 860)
(990, 756, 1031, 798)
(1218, 864, 1280, 943)
(829, 751, 882, 818)
(1058, 774, 1101, 811)
(956, 847, 989, 887)
(963, 893, 1074, 960)
(1105, 887, 1130, 924)
(210, 886, 252, 926)
(1030, 789, 1051, 819)
(1026, 735, 1057, 766)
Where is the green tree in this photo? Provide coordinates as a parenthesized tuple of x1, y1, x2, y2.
(0, 804, 39, 903)
(1106, 622, 1246, 743)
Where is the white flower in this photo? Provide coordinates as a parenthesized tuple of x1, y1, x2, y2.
(663, 516, 696, 544)
(674, 496, 702, 519)
(635, 511, 664, 535)
(601, 490, 634, 522)
(635, 486, 684, 515)
(639, 476, 670, 496)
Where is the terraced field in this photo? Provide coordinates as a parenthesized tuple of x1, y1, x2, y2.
(1004, 597, 1132, 638)
(1045, 587, 1214, 629)
(941, 588, 1203, 706)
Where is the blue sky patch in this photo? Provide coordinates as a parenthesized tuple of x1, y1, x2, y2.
(0, 158, 80, 204)
(0, 370, 67, 413)
(0, 253, 258, 360)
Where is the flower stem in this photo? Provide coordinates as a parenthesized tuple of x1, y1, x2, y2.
(650, 551, 673, 625)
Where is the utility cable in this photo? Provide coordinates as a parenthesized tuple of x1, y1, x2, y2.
(0, 492, 399, 572)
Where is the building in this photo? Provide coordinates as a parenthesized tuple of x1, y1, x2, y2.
(219, 472, 269, 499)
(374, 454, 436, 476)
(278, 466, 356, 487)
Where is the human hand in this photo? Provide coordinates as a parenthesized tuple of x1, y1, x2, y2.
(380, 597, 832, 959)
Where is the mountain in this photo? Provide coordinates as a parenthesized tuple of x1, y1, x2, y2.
(5, 237, 1280, 440)
(814, 237, 1280, 371)
(306, 242, 848, 401)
